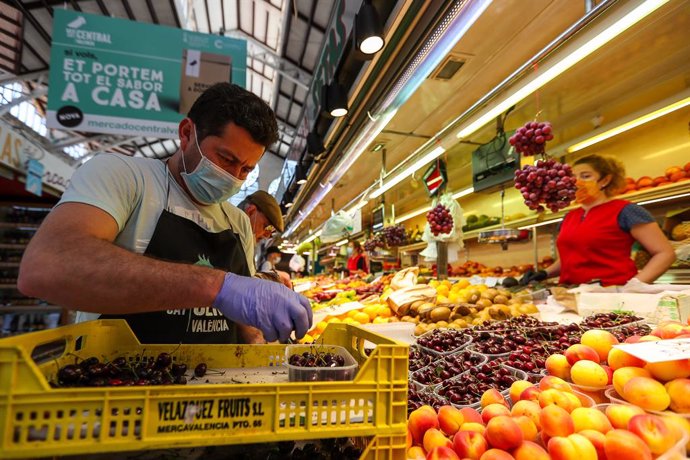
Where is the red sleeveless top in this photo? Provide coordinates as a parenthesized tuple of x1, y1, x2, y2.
(557, 199, 637, 286)
(347, 253, 368, 273)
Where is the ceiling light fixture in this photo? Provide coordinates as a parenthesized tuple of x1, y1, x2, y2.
(284, 202, 294, 208)
(355, 1, 385, 55)
(638, 192, 690, 206)
(567, 93, 690, 153)
(394, 186, 474, 224)
(301, 230, 322, 245)
(455, 0, 669, 141)
(369, 146, 446, 199)
(295, 165, 308, 185)
(307, 131, 325, 154)
(335, 239, 349, 246)
(324, 82, 348, 118)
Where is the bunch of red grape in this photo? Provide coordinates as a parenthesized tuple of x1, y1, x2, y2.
(383, 224, 407, 247)
(509, 121, 554, 156)
(426, 204, 454, 236)
(514, 159, 576, 213)
(363, 233, 385, 252)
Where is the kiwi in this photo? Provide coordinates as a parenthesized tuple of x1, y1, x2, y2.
(430, 306, 451, 322)
(493, 295, 509, 305)
(475, 298, 493, 309)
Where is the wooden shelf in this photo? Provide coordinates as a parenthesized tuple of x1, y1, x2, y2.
(0, 305, 62, 313)
(0, 222, 40, 229)
(397, 242, 427, 253)
(0, 244, 27, 249)
(0, 262, 20, 268)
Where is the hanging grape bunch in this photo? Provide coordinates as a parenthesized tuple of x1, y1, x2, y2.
(514, 159, 576, 213)
(427, 203, 454, 236)
(363, 233, 385, 252)
(383, 224, 407, 247)
(509, 120, 554, 156)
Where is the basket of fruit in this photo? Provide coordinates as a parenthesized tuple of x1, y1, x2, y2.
(0, 320, 408, 459)
(285, 344, 358, 382)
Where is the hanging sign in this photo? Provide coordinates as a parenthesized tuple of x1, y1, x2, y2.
(46, 9, 247, 138)
(423, 159, 447, 197)
(25, 159, 44, 196)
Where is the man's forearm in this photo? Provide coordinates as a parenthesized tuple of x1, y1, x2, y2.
(19, 234, 225, 314)
(636, 252, 676, 283)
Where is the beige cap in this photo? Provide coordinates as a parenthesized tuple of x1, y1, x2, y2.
(247, 190, 284, 232)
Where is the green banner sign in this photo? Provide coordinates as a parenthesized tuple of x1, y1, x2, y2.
(47, 9, 247, 138)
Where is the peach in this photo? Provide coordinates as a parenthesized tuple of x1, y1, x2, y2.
(407, 446, 427, 460)
(638, 335, 661, 342)
(652, 322, 686, 339)
(512, 415, 537, 442)
(540, 405, 574, 438)
(423, 427, 453, 453)
(612, 366, 652, 395)
(409, 405, 440, 445)
(547, 433, 598, 460)
(571, 407, 613, 433)
(578, 430, 607, 460)
(518, 386, 541, 402)
(426, 445, 460, 460)
(622, 376, 671, 411)
(509, 381, 534, 404)
(604, 429, 652, 460)
(408, 430, 413, 449)
(511, 441, 549, 460)
(624, 335, 643, 344)
(538, 389, 580, 412)
(665, 378, 690, 413)
(510, 400, 542, 430)
(438, 405, 465, 436)
(479, 448, 515, 460)
(628, 413, 677, 455)
(545, 354, 571, 380)
(604, 404, 645, 429)
(601, 364, 614, 384)
(538, 376, 573, 392)
(564, 344, 600, 366)
(662, 414, 690, 452)
(645, 359, 690, 382)
(485, 416, 523, 451)
(607, 347, 645, 370)
(452, 430, 488, 460)
(481, 388, 508, 408)
(461, 422, 488, 434)
(581, 329, 619, 362)
(481, 404, 510, 424)
(459, 407, 483, 424)
(570, 360, 609, 389)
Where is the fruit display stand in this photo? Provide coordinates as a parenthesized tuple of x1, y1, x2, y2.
(0, 320, 408, 459)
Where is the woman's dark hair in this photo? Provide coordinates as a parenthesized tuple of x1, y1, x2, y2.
(351, 240, 363, 253)
(574, 154, 627, 196)
(188, 83, 279, 148)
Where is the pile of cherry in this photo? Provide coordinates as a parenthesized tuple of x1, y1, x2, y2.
(288, 351, 346, 368)
(407, 313, 650, 414)
(53, 352, 212, 387)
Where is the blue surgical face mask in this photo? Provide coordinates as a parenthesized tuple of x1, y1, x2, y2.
(346, 247, 353, 256)
(180, 125, 245, 205)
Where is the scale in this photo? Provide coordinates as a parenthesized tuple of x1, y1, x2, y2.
(477, 186, 530, 250)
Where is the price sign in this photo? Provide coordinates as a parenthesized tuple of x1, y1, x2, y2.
(423, 159, 447, 197)
(613, 338, 690, 363)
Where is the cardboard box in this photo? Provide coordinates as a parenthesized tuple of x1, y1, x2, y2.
(179, 50, 232, 114)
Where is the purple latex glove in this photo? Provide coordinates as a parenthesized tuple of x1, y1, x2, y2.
(212, 272, 312, 342)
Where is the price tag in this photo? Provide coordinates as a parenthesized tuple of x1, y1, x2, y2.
(612, 338, 690, 363)
(294, 282, 315, 293)
(484, 277, 499, 287)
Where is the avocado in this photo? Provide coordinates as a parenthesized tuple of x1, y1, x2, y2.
(502, 277, 518, 287)
(466, 215, 478, 224)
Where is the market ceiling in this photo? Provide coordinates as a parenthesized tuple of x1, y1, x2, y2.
(0, 0, 336, 162)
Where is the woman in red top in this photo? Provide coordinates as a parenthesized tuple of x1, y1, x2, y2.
(523, 155, 675, 286)
(346, 240, 369, 274)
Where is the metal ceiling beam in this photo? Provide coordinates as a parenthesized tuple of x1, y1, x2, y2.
(0, 86, 48, 116)
(250, 52, 310, 89)
(50, 134, 110, 151)
(0, 70, 48, 85)
(169, 0, 181, 27)
(79, 136, 140, 164)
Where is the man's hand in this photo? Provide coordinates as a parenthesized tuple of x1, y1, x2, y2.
(213, 273, 312, 342)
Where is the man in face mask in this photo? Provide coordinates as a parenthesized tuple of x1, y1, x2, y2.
(239, 191, 283, 244)
(18, 83, 312, 345)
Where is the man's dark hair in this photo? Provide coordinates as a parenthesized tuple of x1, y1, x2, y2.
(188, 83, 279, 148)
(266, 246, 281, 256)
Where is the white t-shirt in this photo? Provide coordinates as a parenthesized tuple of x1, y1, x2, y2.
(58, 153, 255, 321)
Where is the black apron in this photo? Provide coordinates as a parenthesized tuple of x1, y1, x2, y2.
(102, 170, 250, 344)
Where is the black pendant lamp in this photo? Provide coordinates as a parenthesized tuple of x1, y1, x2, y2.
(307, 131, 325, 155)
(355, 1, 384, 55)
(324, 82, 348, 118)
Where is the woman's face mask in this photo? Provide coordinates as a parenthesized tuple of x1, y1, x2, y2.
(346, 247, 354, 256)
(575, 179, 603, 205)
(180, 124, 245, 204)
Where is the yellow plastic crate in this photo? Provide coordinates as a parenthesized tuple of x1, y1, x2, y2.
(0, 320, 408, 459)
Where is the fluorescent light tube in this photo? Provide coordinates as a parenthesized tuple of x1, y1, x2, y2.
(518, 218, 563, 230)
(638, 192, 690, 206)
(335, 239, 349, 246)
(369, 146, 446, 199)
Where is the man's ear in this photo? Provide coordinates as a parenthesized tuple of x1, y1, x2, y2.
(245, 203, 257, 216)
(179, 118, 194, 151)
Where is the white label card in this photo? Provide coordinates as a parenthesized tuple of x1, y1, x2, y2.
(612, 338, 690, 363)
(312, 301, 365, 325)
